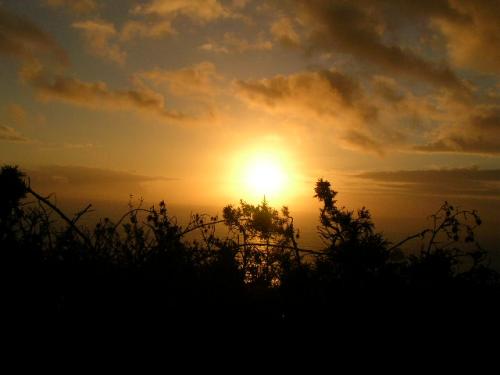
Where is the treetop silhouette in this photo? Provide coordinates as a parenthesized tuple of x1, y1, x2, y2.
(1, 164, 498, 329)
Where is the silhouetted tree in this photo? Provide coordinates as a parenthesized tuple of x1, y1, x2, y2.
(313, 178, 390, 286)
(223, 198, 301, 286)
(1, 165, 499, 330)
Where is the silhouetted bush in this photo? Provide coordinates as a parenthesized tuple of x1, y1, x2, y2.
(1, 165, 499, 331)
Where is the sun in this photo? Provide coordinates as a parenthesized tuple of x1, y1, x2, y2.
(237, 151, 291, 202)
(224, 143, 300, 205)
(245, 156, 285, 197)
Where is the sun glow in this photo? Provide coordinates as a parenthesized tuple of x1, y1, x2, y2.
(225, 146, 297, 204)
(245, 156, 285, 197)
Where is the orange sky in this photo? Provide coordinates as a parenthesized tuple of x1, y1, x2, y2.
(0, 0, 499, 230)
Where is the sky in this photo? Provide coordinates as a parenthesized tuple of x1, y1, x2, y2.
(0, 0, 499, 248)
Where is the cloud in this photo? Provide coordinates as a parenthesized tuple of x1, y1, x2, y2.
(270, 17, 300, 47)
(132, 0, 229, 22)
(416, 107, 500, 154)
(137, 62, 220, 97)
(296, 0, 500, 77)
(200, 32, 272, 54)
(231, 0, 250, 9)
(6, 103, 28, 125)
(235, 69, 362, 114)
(295, 1, 469, 95)
(72, 20, 126, 65)
(417, 137, 500, 155)
(26, 165, 177, 200)
(0, 7, 68, 65)
(356, 167, 500, 199)
(234, 69, 405, 154)
(62, 142, 97, 149)
(233, 66, 500, 155)
(28, 165, 174, 186)
(342, 130, 385, 156)
(0, 125, 29, 142)
(43, 0, 98, 14)
(430, 0, 500, 74)
(125, 0, 239, 41)
(121, 20, 174, 41)
(20, 61, 188, 122)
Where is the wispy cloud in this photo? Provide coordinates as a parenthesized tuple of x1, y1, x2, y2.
(20, 61, 189, 122)
(25, 164, 178, 200)
(295, 1, 469, 96)
(137, 62, 221, 97)
(131, 0, 230, 22)
(72, 19, 126, 65)
(200, 32, 272, 54)
(416, 107, 500, 155)
(0, 124, 29, 142)
(120, 20, 174, 41)
(356, 167, 500, 199)
(0, 6, 68, 65)
(270, 17, 300, 47)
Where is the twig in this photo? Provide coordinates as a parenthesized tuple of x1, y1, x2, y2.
(387, 229, 431, 252)
(234, 242, 324, 256)
(72, 204, 93, 224)
(27, 187, 92, 248)
(112, 208, 152, 231)
(181, 219, 225, 236)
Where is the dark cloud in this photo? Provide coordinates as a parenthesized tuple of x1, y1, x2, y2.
(233, 0, 498, 155)
(342, 130, 385, 156)
(235, 69, 362, 112)
(371, 76, 405, 104)
(21, 62, 189, 122)
(356, 167, 500, 198)
(417, 108, 500, 154)
(0, 7, 68, 65)
(296, 0, 469, 94)
(416, 137, 500, 155)
(377, 0, 468, 22)
(471, 109, 500, 131)
(28, 165, 175, 186)
(26, 165, 178, 200)
(358, 167, 500, 183)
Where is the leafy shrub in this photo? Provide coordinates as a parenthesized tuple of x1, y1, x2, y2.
(1, 165, 498, 327)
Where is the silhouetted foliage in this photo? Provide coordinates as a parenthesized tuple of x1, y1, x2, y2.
(1, 165, 499, 332)
(223, 198, 301, 286)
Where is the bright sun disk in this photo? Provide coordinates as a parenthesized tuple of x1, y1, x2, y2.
(244, 156, 286, 197)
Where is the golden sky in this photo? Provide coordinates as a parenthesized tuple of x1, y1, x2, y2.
(0, 0, 499, 220)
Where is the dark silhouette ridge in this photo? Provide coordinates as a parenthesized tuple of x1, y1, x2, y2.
(1, 165, 500, 337)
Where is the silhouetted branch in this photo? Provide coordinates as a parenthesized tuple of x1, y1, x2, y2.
(181, 219, 225, 236)
(72, 204, 93, 225)
(235, 242, 323, 256)
(26, 186, 92, 248)
(388, 229, 432, 252)
(112, 208, 152, 231)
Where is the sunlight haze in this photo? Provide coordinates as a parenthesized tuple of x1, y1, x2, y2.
(0, 0, 499, 253)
